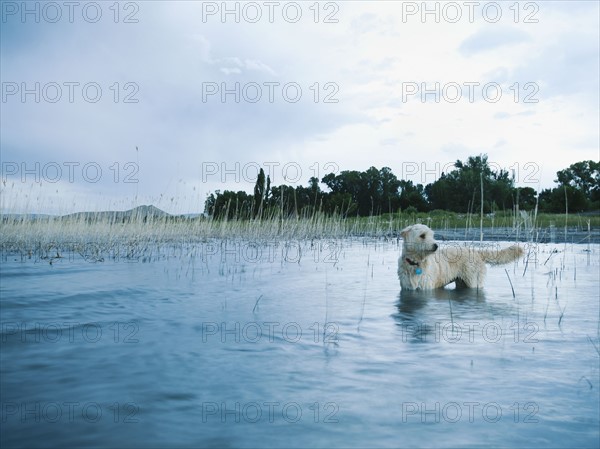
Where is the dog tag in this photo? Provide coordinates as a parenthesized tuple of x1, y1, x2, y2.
(415, 268, 422, 275)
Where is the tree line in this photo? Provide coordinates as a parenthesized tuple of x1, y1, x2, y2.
(204, 155, 599, 219)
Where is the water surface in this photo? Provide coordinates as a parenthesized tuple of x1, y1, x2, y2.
(1, 239, 598, 448)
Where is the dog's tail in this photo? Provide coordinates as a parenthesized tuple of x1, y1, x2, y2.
(479, 245, 524, 265)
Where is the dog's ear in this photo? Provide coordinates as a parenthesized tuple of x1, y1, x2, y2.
(400, 226, 412, 239)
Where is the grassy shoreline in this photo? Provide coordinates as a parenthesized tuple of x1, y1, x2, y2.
(1, 211, 598, 246)
(1, 213, 597, 264)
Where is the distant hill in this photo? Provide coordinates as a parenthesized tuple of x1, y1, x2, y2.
(2, 205, 171, 222)
(61, 205, 170, 221)
(1, 213, 53, 221)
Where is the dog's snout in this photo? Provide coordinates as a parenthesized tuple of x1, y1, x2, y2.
(432, 243, 438, 251)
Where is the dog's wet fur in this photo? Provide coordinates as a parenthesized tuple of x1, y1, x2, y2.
(398, 224, 524, 290)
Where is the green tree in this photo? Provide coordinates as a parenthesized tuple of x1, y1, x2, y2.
(425, 154, 508, 213)
(539, 185, 588, 213)
(321, 167, 401, 216)
(488, 169, 514, 211)
(515, 187, 537, 210)
(204, 157, 598, 220)
(253, 168, 266, 219)
(265, 175, 271, 203)
(204, 192, 216, 216)
(538, 160, 599, 212)
(556, 160, 599, 197)
(206, 190, 253, 219)
(399, 180, 428, 212)
(424, 173, 452, 211)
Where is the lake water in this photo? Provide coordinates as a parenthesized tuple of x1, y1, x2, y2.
(1, 239, 599, 448)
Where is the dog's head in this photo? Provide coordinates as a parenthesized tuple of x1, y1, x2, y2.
(400, 224, 438, 256)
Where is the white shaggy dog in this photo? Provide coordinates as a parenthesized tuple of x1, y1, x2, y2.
(398, 224, 524, 290)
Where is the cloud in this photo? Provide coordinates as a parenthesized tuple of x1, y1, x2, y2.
(216, 57, 277, 76)
(220, 67, 242, 75)
(459, 27, 531, 55)
(192, 35, 278, 76)
(380, 138, 399, 146)
(494, 139, 507, 148)
(494, 110, 536, 120)
(1, 1, 598, 213)
(511, 32, 599, 100)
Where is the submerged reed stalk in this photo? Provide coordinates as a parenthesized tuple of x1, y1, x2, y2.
(505, 268, 516, 299)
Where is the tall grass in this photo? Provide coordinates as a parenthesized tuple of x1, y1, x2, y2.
(1, 207, 598, 262)
(0, 212, 388, 262)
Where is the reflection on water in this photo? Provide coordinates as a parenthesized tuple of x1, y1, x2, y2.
(397, 287, 487, 314)
(1, 239, 599, 448)
(394, 288, 491, 345)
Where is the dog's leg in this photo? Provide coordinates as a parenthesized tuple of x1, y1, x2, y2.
(459, 265, 486, 288)
(455, 278, 468, 289)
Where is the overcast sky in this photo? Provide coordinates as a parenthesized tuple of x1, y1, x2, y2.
(1, 1, 598, 214)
